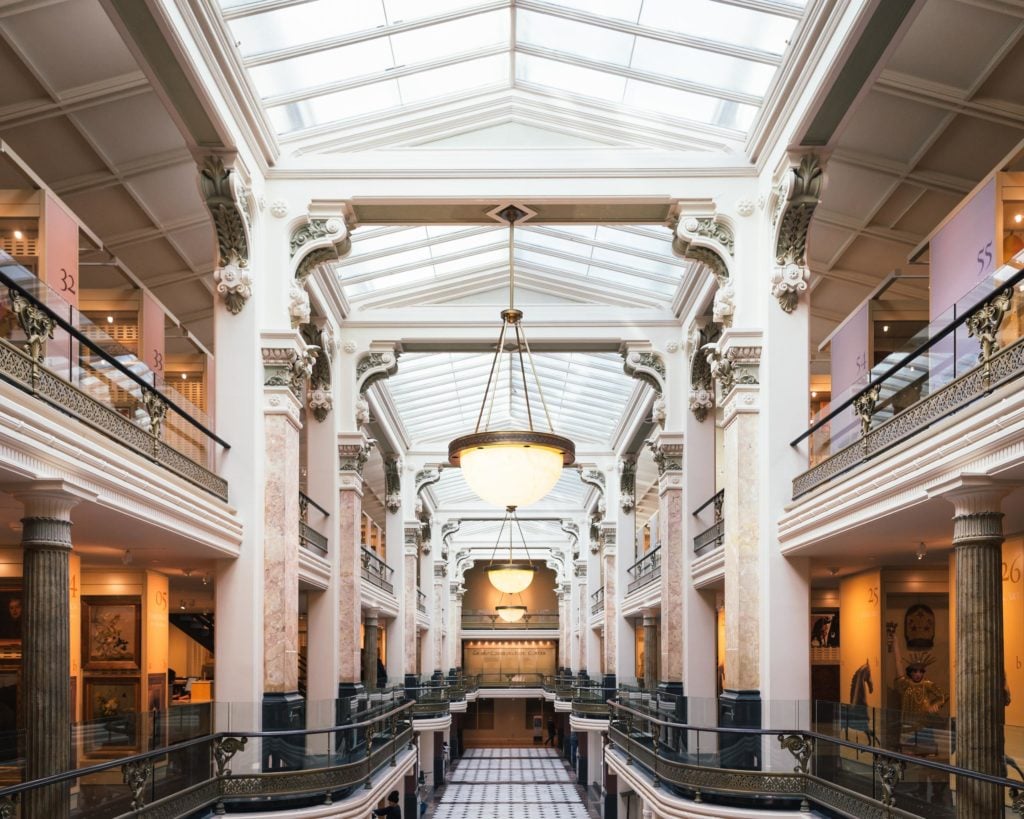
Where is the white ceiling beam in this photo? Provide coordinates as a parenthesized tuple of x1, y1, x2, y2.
(515, 44, 763, 107)
(341, 225, 500, 266)
(711, 0, 805, 19)
(221, 0, 317, 20)
(522, 225, 686, 269)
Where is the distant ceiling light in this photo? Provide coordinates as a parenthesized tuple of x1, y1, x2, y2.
(1015, 213, 1022, 224)
(180, 373, 187, 380)
(179, 599, 187, 611)
(486, 506, 537, 594)
(811, 391, 818, 398)
(106, 316, 114, 324)
(496, 605, 527, 623)
(828, 566, 840, 576)
(12, 230, 23, 240)
(882, 325, 890, 332)
(183, 568, 193, 577)
(121, 549, 133, 565)
(916, 541, 927, 561)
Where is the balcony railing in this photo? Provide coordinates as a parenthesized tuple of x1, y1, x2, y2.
(298, 492, 328, 556)
(793, 265, 1024, 498)
(571, 681, 610, 719)
(607, 697, 1024, 819)
(417, 588, 427, 614)
(461, 612, 559, 630)
(361, 547, 394, 594)
(692, 489, 724, 555)
(591, 586, 605, 615)
(476, 672, 546, 688)
(0, 252, 228, 500)
(626, 545, 661, 594)
(408, 681, 450, 718)
(0, 699, 413, 818)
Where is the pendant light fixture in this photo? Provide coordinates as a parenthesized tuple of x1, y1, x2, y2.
(448, 204, 575, 508)
(495, 591, 527, 624)
(486, 505, 537, 595)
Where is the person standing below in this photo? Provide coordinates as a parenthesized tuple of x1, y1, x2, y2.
(372, 790, 401, 818)
(545, 718, 556, 747)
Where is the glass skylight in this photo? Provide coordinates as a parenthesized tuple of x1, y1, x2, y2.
(338, 223, 686, 306)
(215, 0, 809, 142)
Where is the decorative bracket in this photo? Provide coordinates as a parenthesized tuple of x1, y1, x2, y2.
(621, 346, 666, 393)
(871, 754, 906, 807)
(441, 519, 461, 560)
(966, 287, 1012, 388)
(689, 330, 714, 422)
(384, 455, 401, 514)
(704, 342, 760, 399)
(356, 348, 399, 394)
(9, 289, 54, 365)
(778, 734, 814, 775)
(263, 345, 316, 399)
(199, 155, 252, 315)
(852, 384, 881, 438)
(620, 458, 637, 513)
(646, 439, 682, 476)
(560, 520, 580, 558)
(772, 154, 823, 313)
(301, 324, 333, 422)
(339, 437, 374, 476)
(212, 736, 247, 778)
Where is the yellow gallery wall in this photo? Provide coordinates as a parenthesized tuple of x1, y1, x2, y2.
(839, 569, 882, 708)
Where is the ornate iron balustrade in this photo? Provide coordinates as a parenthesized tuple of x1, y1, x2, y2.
(793, 269, 1024, 498)
(0, 254, 228, 501)
(607, 699, 1024, 818)
(591, 586, 605, 615)
(0, 700, 414, 819)
(572, 684, 610, 719)
(692, 489, 724, 555)
(417, 588, 427, 614)
(461, 612, 559, 630)
(626, 545, 661, 594)
(543, 675, 576, 700)
(476, 672, 546, 688)
(361, 547, 394, 594)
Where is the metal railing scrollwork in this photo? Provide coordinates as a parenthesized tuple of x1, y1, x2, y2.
(626, 545, 661, 594)
(591, 586, 605, 615)
(361, 546, 395, 594)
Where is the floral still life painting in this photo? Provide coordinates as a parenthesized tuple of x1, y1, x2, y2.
(82, 597, 140, 670)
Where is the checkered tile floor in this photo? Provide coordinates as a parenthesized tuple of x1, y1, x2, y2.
(431, 749, 592, 819)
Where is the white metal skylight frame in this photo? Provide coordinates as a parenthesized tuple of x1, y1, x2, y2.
(214, 0, 809, 146)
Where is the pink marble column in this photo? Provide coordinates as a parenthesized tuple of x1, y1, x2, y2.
(432, 563, 446, 674)
(404, 525, 419, 682)
(263, 383, 301, 695)
(654, 437, 684, 688)
(601, 522, 617, 678)
(338, 436, 369, 689)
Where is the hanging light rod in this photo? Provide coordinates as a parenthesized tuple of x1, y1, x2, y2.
(448, 204, 575, 509)
(486, 505, 539, 595)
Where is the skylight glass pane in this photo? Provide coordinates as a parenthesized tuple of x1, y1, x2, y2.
(517, 249, 589, 276)
(391, 11, 508, 64)
(590, 246, 678, 277)
(518, 230, 596, 257)
(341, 246, 433, 278)
(226, 1, 386, 57)
(515, 54, 626, 102)
(399, 54, 508, 103)
(596, 226, 672, 255)
(268, 80, 401, 132)
(250, 39, 395, 98)
(640, 0, 797, 53)
(349, 227, 428, 256)
(384, 0, 495, 24)
(540, 0, 642, 22)
(586, 264, 675, 294)
(433, 250, 505, 276)
(516, 10, 634, 65)
(431, 231, 503, 255)
(623, 79, 756, 130)
(631, 38, 774, 97)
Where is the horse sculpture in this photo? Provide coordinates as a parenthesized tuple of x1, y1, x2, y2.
(845, 660, 880, 746)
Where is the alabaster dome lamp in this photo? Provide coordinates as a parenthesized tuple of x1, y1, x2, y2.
(495, 591, 527, 624)
(486, 505, 539, 595)
(447, 204, 575, 511)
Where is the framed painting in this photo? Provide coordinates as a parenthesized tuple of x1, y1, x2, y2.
(810, 608, 840, 648)
(82, 597, 141, 671)
(0, 587, 23, 643)
(82, 677, 140, 757)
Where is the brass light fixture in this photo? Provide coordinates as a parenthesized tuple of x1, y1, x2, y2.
(486, 505, 537, 595)
(448, 204, 575, 508)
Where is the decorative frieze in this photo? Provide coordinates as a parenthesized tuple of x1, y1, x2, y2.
(681, 216, 734, 256)
(704, 342, 760, 398)
(263, 346, 315, 398)
(289, 218, 346, 259)
(338, 438, 374, 475)
(647, 439, 683, 476)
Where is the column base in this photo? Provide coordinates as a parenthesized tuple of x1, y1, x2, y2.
(262, 691, 305, 772)
(718, 689, 761, 771)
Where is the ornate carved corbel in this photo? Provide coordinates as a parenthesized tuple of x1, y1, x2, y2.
(339, 438, 374, 475)
(263, 346, 316, 398)
(646, 439, 682, 476)
(619, 458, 636, 513)
(199, 155, 252, 314)
(301, 323, 333, 421)
(441, 519, 461, 560)
(356, 348, 399, 393)
(772, 154, 823, 313)
(560, 520, 580, 559)
(384, 455, 401, 514)
(689, 332, 714, 422)
(621, 347, 666, 393)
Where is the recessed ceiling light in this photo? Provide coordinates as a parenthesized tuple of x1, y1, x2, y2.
(811, 391, 817, 398)
(13, 230, 23, 240)
(1015, 213, 1022, 224)
(106, 316, 114, 324)
(882, 325, 889, 332)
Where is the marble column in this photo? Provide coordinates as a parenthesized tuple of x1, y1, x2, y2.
(403, 524, 419, 685)
(16, 484, 81, 819)
(338, 435, 369, 699)
(261, 359, 302, 708)
(432, 563, 446, 675)
(946, 482, 1007, 819)
(363, 613, 379, 690)
(652, 436, 684, 696)
(642, 615, 659, 691)
(574, 559, 587, 673)
(601, 521, 618, 693)
(450, 585, 464, 671)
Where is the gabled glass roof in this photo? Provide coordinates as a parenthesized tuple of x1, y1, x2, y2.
(216, 0, 807, 144)
(386, 351, 636, 449)
(432, 469, 587, 509)
(338, 223, 686, 308)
